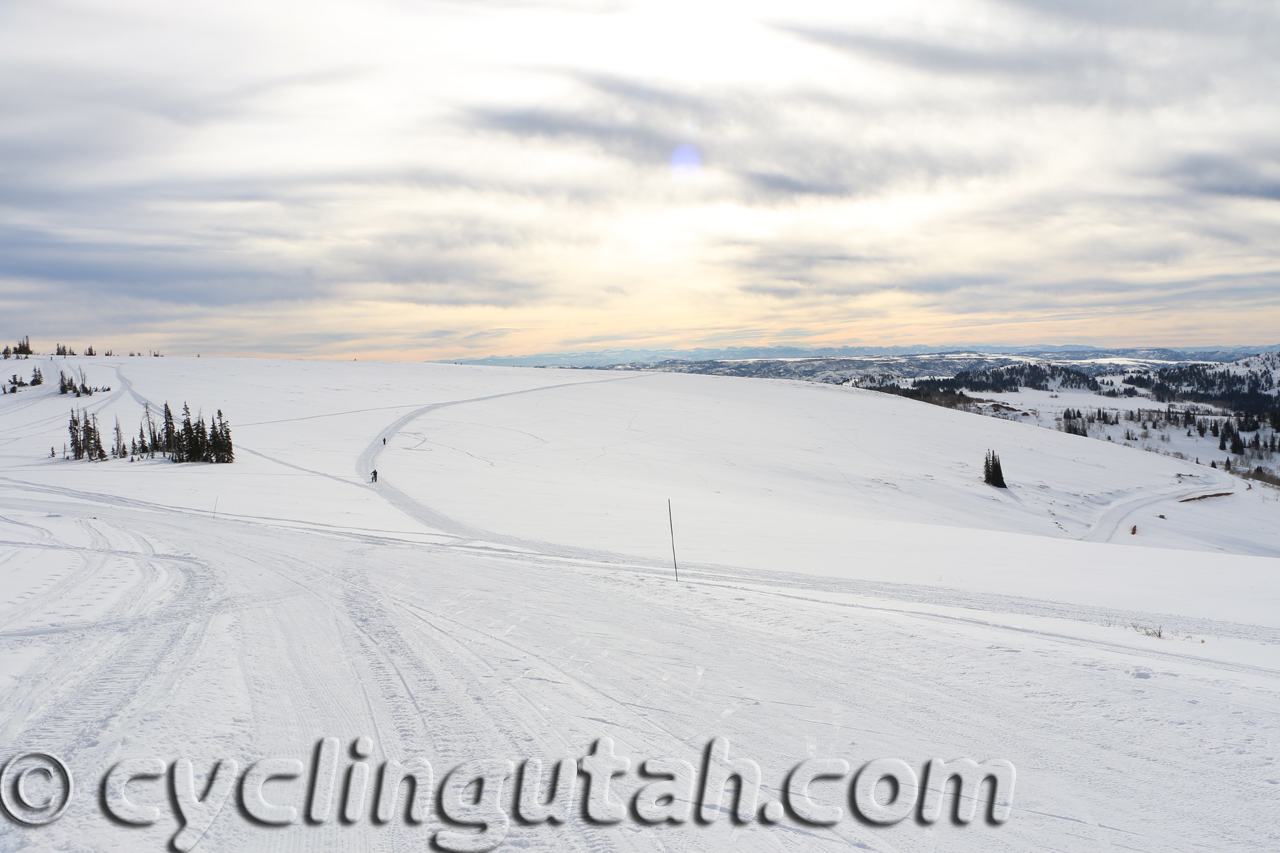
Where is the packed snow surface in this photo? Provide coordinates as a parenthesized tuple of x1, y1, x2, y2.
(1, 357, 1278, 852)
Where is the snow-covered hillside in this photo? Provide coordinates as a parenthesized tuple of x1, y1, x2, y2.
(1210, 351, 1280, 381)
(1, 357, 1278, 852)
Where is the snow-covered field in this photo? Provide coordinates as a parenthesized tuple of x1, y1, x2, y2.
(1, 357, 1278, 852)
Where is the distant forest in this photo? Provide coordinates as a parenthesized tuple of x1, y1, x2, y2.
(1129, 356, 1280, 414)
(914, 364, 1100, 394)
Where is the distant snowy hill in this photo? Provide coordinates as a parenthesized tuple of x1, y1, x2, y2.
(574, 346, 1280, 386)
(1131, 352, 1280, 413)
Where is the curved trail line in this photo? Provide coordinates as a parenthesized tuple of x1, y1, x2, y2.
(357, 375, 639, 482)
(1083, 470, 1237, 543)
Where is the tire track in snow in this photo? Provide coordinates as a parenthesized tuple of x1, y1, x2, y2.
(0, 514, 224, 762)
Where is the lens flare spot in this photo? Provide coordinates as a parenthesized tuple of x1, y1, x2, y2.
(670, 144, 700, 181)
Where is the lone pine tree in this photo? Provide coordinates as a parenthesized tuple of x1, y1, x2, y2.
(983, 450, 1007, 488)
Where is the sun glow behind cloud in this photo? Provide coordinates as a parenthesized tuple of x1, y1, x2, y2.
(1, 0, 1279, 357)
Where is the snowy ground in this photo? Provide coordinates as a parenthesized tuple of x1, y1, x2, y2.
(1, 357, 1278, 852)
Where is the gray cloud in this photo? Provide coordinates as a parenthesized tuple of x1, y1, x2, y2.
(991, 0, 1280, 37)
(776, 27, 1112, 79)
(1170, 153, 1280, 201)
(471, 73, 1009, 201)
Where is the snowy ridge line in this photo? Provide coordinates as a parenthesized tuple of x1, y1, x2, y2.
(0, 484, 452, 547)
(3, 481, 640, 561)
(697, 580, 1280, 680)
(0, 537, 204, 563)
(0, 477, 180, 515)
(682, 567, 1280, 646)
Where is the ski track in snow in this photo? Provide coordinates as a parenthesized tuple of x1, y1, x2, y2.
(0, 359, 1277, 852)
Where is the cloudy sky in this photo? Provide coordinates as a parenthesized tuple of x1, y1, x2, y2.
(2, 0, 1279, 359)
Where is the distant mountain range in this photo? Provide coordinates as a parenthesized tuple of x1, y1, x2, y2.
(451, 344, 1280, 369)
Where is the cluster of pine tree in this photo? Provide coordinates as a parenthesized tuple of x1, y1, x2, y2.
(1218, 420, 1247, 455)
(135, 403, 234, 463)
(66, 402, 234, 463)
(3, 367, 42, 394)
(57, 369, 107, 396)
(67, 409, 107, 461)
(983, 450, 1007, 488)
(1100, 385, 1141, 398)
(1061, 408, 1088, 436)
(3, 337, 33, 358)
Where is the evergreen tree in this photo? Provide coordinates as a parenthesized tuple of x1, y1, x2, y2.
(148, 409, 159, 456)
(178, 403, 194, 463)
(90, 415, 106, 460)
(983, 450, 1007, 488)
(71, 409, 102, 461)
(69, 409, 83, 460)
(113, 417, 127, 459)
(163, 403, 176, 457)
(213, 410, 234, 463)
(30, 367, 42, 386)
(81, 411, 93, 460)
(193, 412, 208, 462)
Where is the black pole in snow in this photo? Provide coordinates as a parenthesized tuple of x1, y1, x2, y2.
(668, 499, 679, 582)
